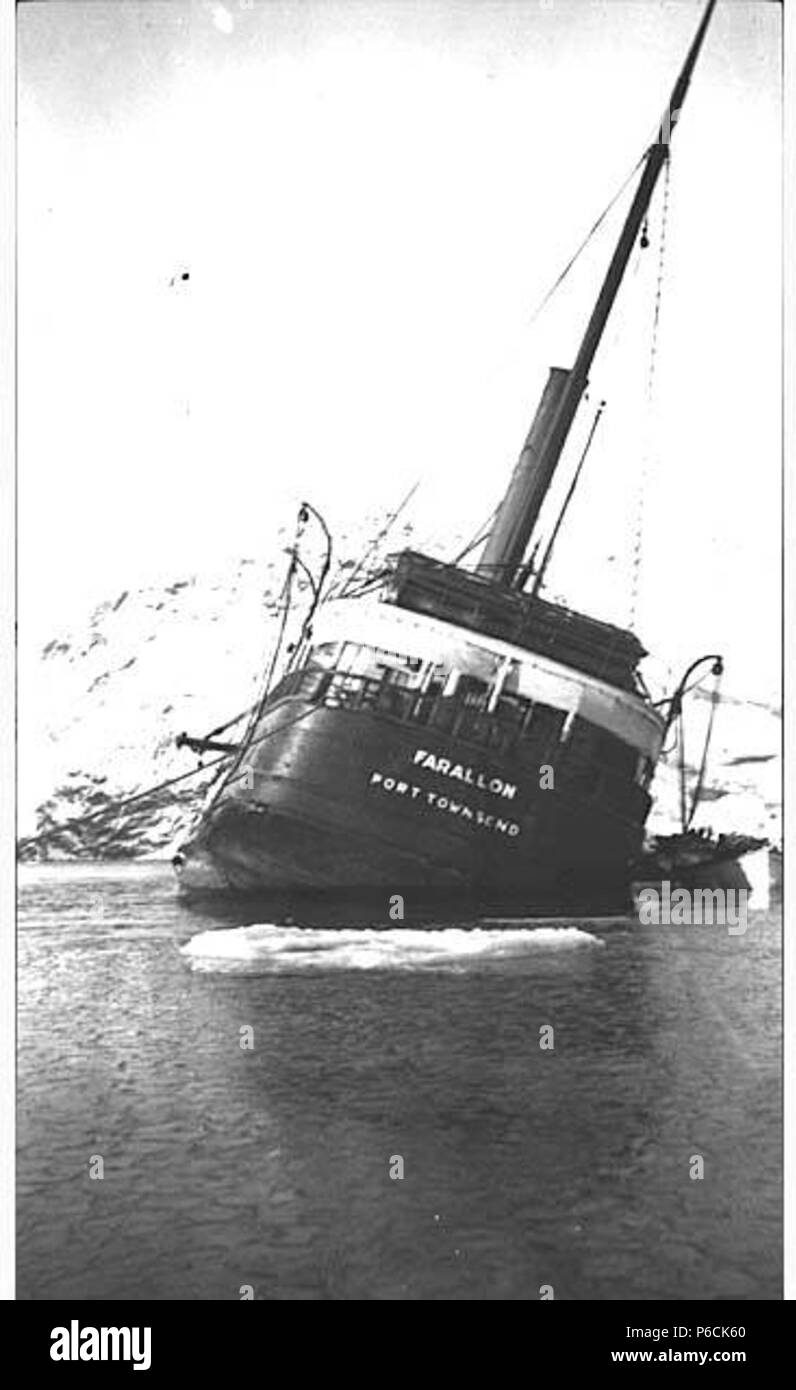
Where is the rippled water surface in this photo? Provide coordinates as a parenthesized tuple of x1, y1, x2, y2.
(17, 863, 781, 1300)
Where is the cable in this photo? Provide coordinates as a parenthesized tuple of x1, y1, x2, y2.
(457, 153, 650, 573)
(204, 703, 258, 741)
(525, 150, 647, 329)
(531, 399, 607, 595)
(215, 705, 318, 790)
(630, 155, 671, 628)
(338, 481, 419, 598)
(686, 671, 723, 831)
(451, 507, 500, 566)
(18, 755, 229, 851)
(21, 700, 322, 853)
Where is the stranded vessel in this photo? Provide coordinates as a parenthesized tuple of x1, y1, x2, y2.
(174, 1, 729, 918)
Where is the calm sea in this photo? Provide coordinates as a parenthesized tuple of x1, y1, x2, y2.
(17, 863, 781, 1301)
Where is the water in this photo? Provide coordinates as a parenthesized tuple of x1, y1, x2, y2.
(17, 863, 781, 1301)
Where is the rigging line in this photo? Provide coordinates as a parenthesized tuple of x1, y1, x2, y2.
(205, 703, 258, 741)
(630, 154, 671, 628)
(23, 702, 323, 851)
(686, 674, 723, 830)
(248, 507, 307, 730)
(184, 699, 320, 840)
(220, 707, 318, 789)
(451, 504, 501, 565)
(338, 480, 420, 598)
(438, 153, 649, 572)
(336, 570, 390, 600)
(531, 399, 607, 596)
(201, 513, 329, 743)
(248, 551, 296, 732)
(452, 528, 491, 566)
(678, 706, 688, 833)
(291, 500, 333, 656)
(27, 530, 317, 853)
(208, 521, 304, 815)
(660, 723, 679, 759)
(206, 509, 314, 745)
(467, 174, 650, 574)
(290, 552, 320, 604)
(526, 150, 647, 329)
(18, 755, 230, 849)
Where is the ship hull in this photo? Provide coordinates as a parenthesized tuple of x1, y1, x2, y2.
(175, 691, 650, 922)
(174, 562, 666, 925)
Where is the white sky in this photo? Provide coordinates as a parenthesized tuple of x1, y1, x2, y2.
(18, 0, 781, 700)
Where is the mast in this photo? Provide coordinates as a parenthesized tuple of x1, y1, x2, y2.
(477, 0, 718, 589)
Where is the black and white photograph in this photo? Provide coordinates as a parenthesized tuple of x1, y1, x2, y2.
(12, 0, 784, 1314)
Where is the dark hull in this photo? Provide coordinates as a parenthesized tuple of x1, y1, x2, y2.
(769, 848, 782, 904)
(632, 832, 767, 897)
(175, 691, 650, 922)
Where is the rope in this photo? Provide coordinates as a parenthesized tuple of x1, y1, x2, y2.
(629, 154, 671, 628)
(204, 703, 258, 741)
(337, 481, 419, 598)
(460, 153, 651, 572)
(24, 504, 337, 855)
(531, 399, 607, 595)
(21, 700, 322, 853)
(686, 672, 722, 830)
(677, 704, 688, 832)
(451, 505, 500, 566)
(203, 525, 305, 820)
(19, 755, 229, 851)
(217, 705, 318, 790)
(238, 511, 304, 756)
(526, 150, 647, 329)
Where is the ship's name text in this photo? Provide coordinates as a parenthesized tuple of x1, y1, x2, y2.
(410, 749, 518, 800)
(369, 771, 521, 837)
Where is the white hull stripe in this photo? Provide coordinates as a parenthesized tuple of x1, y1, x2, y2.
(313, 600, 665, 758)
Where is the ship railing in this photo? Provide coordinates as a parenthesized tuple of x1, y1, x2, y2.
(266, 663, 647, 818)
(315, 667, 571, 762)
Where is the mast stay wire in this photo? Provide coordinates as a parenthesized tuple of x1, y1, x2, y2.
(462, 213, 650, 576)
(524, 158, 669, 614)
(685, 670, 722, 830)
(453, 147, 653, 569)
(203, 507, 307, 813)
(629, 154, 672, 628)
(530, 218, 651, 589)
(19, 701, 323, 854)
(337, 480, 420, 597)
(524, 150, 647, 331)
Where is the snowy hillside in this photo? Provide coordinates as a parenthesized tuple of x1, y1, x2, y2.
(18, 512, 422, 860)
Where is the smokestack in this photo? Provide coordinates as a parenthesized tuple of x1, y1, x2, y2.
(476, 366, 571, 585)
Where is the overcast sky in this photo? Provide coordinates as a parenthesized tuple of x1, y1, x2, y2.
(18, 0, 781, 701)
